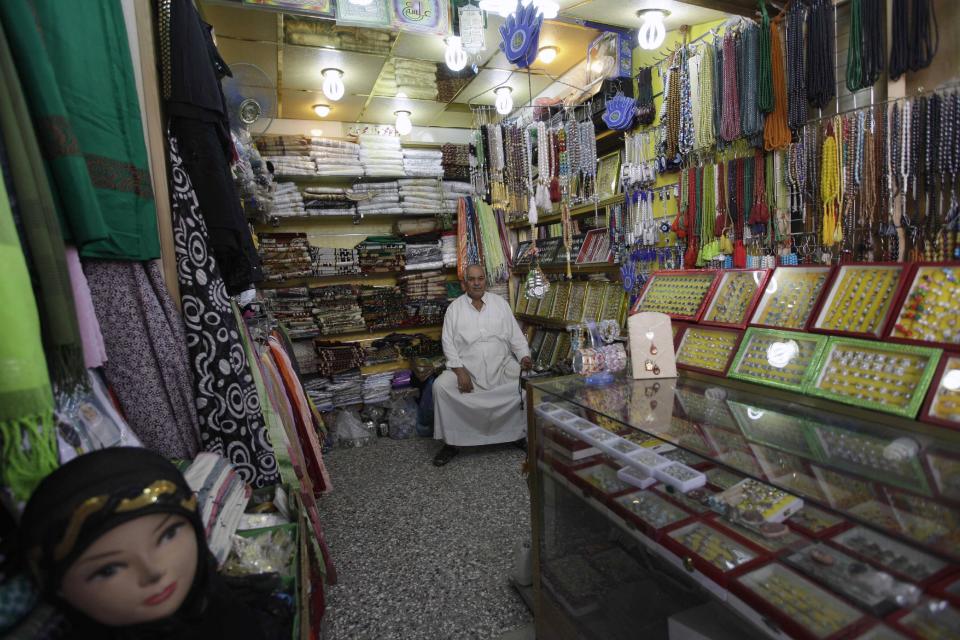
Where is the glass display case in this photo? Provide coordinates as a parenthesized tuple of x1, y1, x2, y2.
(527, 372, 960, 640)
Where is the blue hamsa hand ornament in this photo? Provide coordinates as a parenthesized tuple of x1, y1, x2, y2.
(499, 0, 543, 68)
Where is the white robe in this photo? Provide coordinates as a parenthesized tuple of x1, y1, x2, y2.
(433, 292, 530, 447)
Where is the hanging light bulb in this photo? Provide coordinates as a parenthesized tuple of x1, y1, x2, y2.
(636, 9, 669, 50)
(494, 86, 513, 115)
(537, 46, 558, 64)
(394, 110, 413, 135)
(321, 68, 345, 102)
(444, 36, 468, 72)
(313, 104, 331, 118)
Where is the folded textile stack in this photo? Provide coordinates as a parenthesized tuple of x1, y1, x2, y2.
(310, 246, 361, 277)
(183, 453, 251, 565)
(402, 148, 443, 177)
(436, 65, 475, 103)
(314, 344, 366, 378)
(393, 58, 438, 100)
(303, 367, 364, 409)
(311, 137, 362, 176)
(398, 179, 456, 216)
(488, 282, 510, 300)
(262, 156, 317, 176)
(441, 144, 471, 181)
(391, 369, 412, 389)
(373, 59, 398, 96)
(263, 287, 318, 340)
(292, 340, 319, 374)
(302, 377, 334, 412)
(310, 285, 365, 335)
(271, 182, 306, 218)
(359, 135, 405, 177)
(405, 299, 448, 326)
(398, 270, 448, 299)
(363, 372, 394, 404)
(338, 28, 392, 56)
(358, 286, 408, 330)
(404, 242, 444, 271)
(364, 343, 400, 365)
(258, 233, 313, 281)
(302, 186, 357, 218)
(351, 182, 403, 216)
(442, 181, 474, 199)
(257, 135, 311, 156)
(441, 233, 457, 267)
(357, 236, 405, 273)
(284, 19, 393, 56)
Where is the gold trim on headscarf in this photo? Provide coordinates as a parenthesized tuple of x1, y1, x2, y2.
(53, 495, 107, 561)
(116, 480, 177, 512)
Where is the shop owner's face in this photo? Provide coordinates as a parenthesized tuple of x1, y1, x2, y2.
(60, 513, 198, 626)
(464, 267, 486, 299)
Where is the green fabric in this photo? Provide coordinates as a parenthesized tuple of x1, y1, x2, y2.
(0, 135, 59, 502)
(0, 21, 85, 391)
(0, 0, 160, 261)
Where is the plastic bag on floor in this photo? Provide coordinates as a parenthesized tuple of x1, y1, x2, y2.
(387, 397, 418, 439)
(333, 408, 376, 448)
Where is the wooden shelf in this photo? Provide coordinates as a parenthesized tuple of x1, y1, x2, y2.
(295, 322, 442, 342)
(511, 262, 620, 276)
(259, 267, 458, 289)
(514, 314, 572, 330)
(274, 174, 417, 185)
(360, 359, 412, 375)
(506, 194, 626, 229)
(258, 212, 440, 226)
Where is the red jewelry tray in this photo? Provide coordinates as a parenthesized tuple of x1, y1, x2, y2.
(607, 487, 699, 542)
(919, 352, 960, 431)
(749, 265, 836, 332)
(652, 481, 721, 516)
(784, 504, 854, 540)
(809, 262, 910, 339)
(930, 571, 960, 607)
(673, 324, 744, 377)
(542, 425, 603, 464)
(887, 598, 960, 639)
(629, 269, 722, 322)
(660, 517, 771, 587)
(567, 459, 637, 502)
(699, 268, 772, 330)
(885, 261, 960, 352)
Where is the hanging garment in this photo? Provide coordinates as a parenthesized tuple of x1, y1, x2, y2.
(0, 141, 58, 502)
(0, 0, 160, 261)
(433, 293, 529, 447)
(83, 259, 201, 460)
(168, 134, 279, 488)
(64, 248, 106, 370)
(0, 26, 85, 390)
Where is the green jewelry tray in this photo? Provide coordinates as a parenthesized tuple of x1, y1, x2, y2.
(805, 337, 942, 418)
(728, 328, 829, 392)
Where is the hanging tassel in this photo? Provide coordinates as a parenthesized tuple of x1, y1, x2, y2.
(684, 237, 699, 267)
(536, 183, 551, 212)
(1, 413, 59, 502)
(528, 195, 538, 226)
(549, 176, 561, 202)
(733, 239, 747, 267)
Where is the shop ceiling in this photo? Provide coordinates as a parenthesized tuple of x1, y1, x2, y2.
(199, 0, 759, 128)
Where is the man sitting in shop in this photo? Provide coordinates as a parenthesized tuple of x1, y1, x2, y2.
(432, 264, 533, 466)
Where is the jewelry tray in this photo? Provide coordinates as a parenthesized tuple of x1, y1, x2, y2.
(750, 265, 833, 331)
(728, 328, 829, 392)
(675, 325, 744, 376)
(810, 263, 908, 339)
(886, 262, 960, 351)
(700, 268, 771, 329)
(630, 270, 721, 322)
(919, 352, 960, 430)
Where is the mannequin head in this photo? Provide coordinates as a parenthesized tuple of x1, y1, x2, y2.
(20, 448, 205, 629)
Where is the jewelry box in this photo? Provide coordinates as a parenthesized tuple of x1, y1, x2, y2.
(785, 504, 850, 539)
(716, 478, 804, 524)
(535, 330, 560, 369)
(663, 520, 767, 586)
(514, 286, 530, 314)
(700, 268, 771, 329)
(675, 385, 740, 431)
(580, 282, 606, 323)
(541, 425, 601, 464)
(599, 283, 627, 324)
(828, 526, 949, 584)
(919, 353, 960, 430)
(848, 624, 910, 640)
(552, 332, 572, 366)
(564, 282, 588, 323)
(806, 337, 942, 418)
(886, 263, 960, 351)
(728, 328, 829, 392)
(675, 325, 744, 376)
(653, 484, 719, 515)
(630, 269, 721, 321)
(713, 513, 809, 554)
(548, 281, 571, 320)
(731, 563, 866, 640)
(611, 489, 695, 540)
(750, 265, 833, 331)
(880, 486, 960, 554)
(571, 460, 634, 499)
(727, 400, 818, 458)
(923, 448, 960, 502)
(534, 283, 558, 318)
(810, 263, 908, 339)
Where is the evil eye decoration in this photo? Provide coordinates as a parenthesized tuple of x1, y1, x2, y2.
(499, 0, 543, 69)
(602, 93, 637, 131)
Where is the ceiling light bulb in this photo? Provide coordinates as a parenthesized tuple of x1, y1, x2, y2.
(532, 0, 558, 19)
(444, 36, 468, 72)
(321, 68, 344, 102)
(313, 104, 331, 118)
(394, 110, 413, 135)
(494, 86, 513, 115)
(637, 9, 667, 50)
(537, 46, 558, 64)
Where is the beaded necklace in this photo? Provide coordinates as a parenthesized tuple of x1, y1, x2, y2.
(764, 16, 791, 151)
(739, 24, 763, 142)
(696, 44, 716, 152)
(716, 160, 728, 235)
(821, 124, 841, 248)
(678, 44, 695, 158)
(713, 41, 726, 148)
(786, 2, 807, 132)
(535, 121, 550, 210)
(664, 52, 682, 162)
(720, 32, 741, 142)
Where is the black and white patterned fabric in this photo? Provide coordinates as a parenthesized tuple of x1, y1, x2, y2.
(168, 135, 279, 488)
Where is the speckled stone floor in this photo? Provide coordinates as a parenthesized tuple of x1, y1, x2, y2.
(318, 437, 533, 640)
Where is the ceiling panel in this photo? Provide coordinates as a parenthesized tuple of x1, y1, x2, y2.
(283, 45, 386, 94)
(217, 38, 278, 86)
(280, 88, 368, 122)
(559, 0, 729, 31)
(391, 32, 447, 63)
(455, 69, 552, 106)
(432, 108, 476, 128)
(203, 2, 278, 42)
(484, 21, 599, 74)
(359, 96, 448, 125)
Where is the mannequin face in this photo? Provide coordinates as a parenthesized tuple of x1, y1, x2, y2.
(59, 513, 198, 626)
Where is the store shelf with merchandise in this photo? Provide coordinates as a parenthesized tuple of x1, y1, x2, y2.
(527, 371, 960, 640)
(506, 194, 626, 229)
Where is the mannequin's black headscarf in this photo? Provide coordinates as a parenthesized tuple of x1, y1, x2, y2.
(19, 447, 272, 640)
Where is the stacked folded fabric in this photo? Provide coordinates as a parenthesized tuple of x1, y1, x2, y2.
(313, 344, 366, 378)
(257, 135, 311, 156)
(443, 181, 474, 199)
(271, 182, 306, 218)
(373, 59, 398, 96)
(311, 137, 362, 176)
(358, 286, 408, 330)
(393, 58, 439, 100)
(441, 233, 458, 267)
(398, 270, 448, 299)
(405, 299, 449, 326)
(262, 156, 316, 176)
(436, 65, 475, 103)
(183, 453, 251, 565)
(292, 340, 319, 374)
(402, 148, 444, 177)
(258, 233, 313, 281)
(357, 236, 405, 273)
(398, 179, 456, 216)
(310, 246, 361, 277)
(302, 377, 335, 412)
(310, 285, 365, 336)
(441, 144, 471, 181)
(339, 29, 392, 56)
(284, 20, 392, 56)
(364, 343, 400, 365)
(404, 242, 444, 271)
(488, 282, 510, 300)
(391, 369, 412, 389)
(263, 287, 318, 340)
(351, 182, 403, 216)
(359, 135, 405, 177)
(302, 186, 357, 218)
(327, 370, 364, 407)
(363, 372, 394, 404)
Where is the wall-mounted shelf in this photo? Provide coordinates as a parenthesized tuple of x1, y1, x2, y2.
(273, 174, 441, 185)
(295, 322, 443, 342)
(257, 212, 443, 227)
(260, 267, 459, 289)
(514, 314, 571, 330)
(506, 194, 626, 229)
(511, 262, 620, 276)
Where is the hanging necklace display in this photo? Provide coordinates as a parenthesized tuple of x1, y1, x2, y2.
(535, 120, 551, 211)
(636, 66, 656, 125)
(806, 0, 836, 110)
(786, 1, 808, 132)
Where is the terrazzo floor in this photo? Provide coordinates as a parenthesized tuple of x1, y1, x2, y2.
(318, 437, 533, 640)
